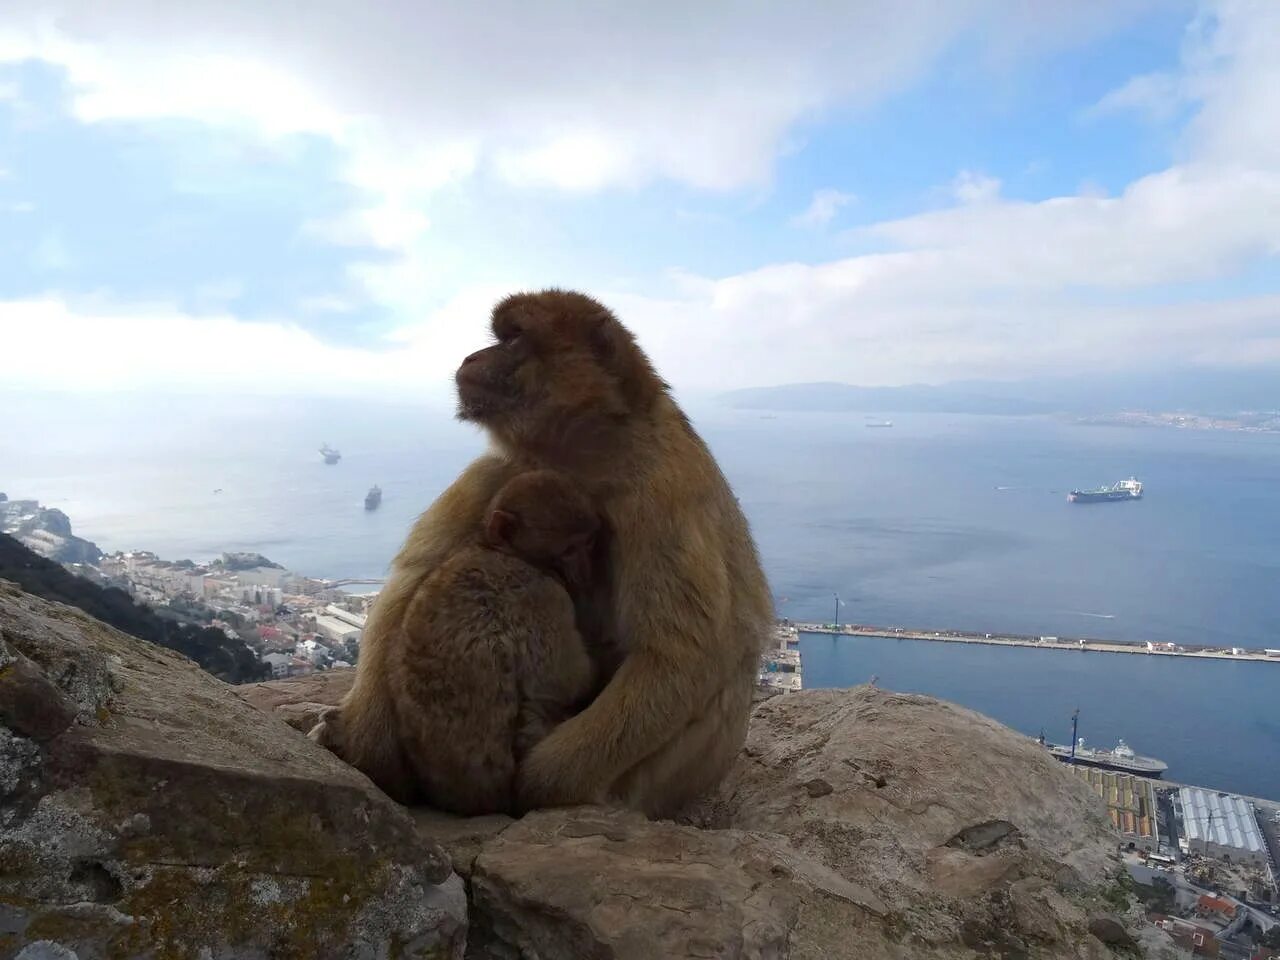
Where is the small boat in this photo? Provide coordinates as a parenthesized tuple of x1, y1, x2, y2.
(364, 485, 382, 511)
(320, 443, 341, 465)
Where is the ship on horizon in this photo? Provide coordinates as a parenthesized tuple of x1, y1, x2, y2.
(364, 485, 382, 511)
(1068, 477, 1142, 503)
(319, 443, 341, 465)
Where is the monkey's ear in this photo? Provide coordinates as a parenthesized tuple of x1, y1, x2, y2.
(486, 509, 518, 546)
(589, 313, 623, 362)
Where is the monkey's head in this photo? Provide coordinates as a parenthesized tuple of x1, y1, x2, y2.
(484, 470, 601, 589)
(455, 289, 666, 465)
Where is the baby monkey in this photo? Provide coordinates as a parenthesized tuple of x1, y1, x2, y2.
(384, 468, 599, 814)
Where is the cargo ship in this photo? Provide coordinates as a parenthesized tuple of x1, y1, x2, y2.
(1038, 710, 1167, 777)
(319, 443, 341, 465)
(364, 485, 382, 511)
(1043, 737, 1168, 777)
(1068, 477, 1142, 503)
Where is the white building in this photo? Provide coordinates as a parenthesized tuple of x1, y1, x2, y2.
(203, 577, 238, 600)
(296, 638, 328, 663)
(323, 604, 367, 629)
(236, 566, 291, 588)
(239, 584, 284, 608)
(261, 652, 292, 679)
(1177, 786, 1270, 868)
(314, 612, 362, 645)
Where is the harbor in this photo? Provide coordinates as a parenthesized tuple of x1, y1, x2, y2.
(757, 622, 803, 693)
(793, 621, 1280, 664)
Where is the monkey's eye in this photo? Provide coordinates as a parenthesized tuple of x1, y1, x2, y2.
(498, 325, 523, 345)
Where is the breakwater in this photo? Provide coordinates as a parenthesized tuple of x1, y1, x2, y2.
(793, 623, 1280, 664)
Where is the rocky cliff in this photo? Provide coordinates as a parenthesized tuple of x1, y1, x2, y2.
(0, 500, 102, 566)
(3, 581, 1187, 959)
(0, 582, 463, 959)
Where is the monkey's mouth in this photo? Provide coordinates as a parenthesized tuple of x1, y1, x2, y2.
(455, 377, 513, 422)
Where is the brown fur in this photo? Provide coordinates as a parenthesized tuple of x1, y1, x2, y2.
(330, 289, 774, 817)
(317, 470, 597, 813)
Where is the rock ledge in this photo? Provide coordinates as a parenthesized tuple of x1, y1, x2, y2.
(1, 581, 465, 959)
(3, 582, 1171, 959)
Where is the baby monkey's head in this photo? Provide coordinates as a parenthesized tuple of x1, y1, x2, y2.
(484, 470, 600, 589)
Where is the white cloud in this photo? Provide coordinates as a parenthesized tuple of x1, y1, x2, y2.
(0, 0, 1164, 328)
(1182, 0, 1280, 168)
(1088, 71, 1184, 122)
(0, 4, 909, 194)
(0, 297, 444, 398)
(951, 171, 1001, 204)
(298, 295, 357, 315)
(867, 164, 1280, 291)
(791, 189, 855, 228)
(622, 1, 1280, 389)
(1, 0, 1276, 396)
(1091, 0, 1280, 169)
(0, 2, 1159, 212)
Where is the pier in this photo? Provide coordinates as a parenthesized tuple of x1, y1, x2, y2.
(792, 622, 1280, 664)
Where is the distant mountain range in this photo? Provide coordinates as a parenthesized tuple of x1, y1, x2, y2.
(718, 367, 1280, 416)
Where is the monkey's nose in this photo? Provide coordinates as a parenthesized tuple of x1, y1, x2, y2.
(461, 350, 484, 367)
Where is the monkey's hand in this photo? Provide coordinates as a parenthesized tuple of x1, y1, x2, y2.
(515, 725, 609, 812)
(306, 706, 342, 752)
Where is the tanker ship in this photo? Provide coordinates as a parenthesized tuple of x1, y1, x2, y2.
(1068, 477, 1142, 503)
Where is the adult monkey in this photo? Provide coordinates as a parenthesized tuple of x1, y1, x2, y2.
(333, 289, 773, 816)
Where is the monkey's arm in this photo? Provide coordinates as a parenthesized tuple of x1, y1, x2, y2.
(334, 455, 520, 800)
(516, 528, 732, 810)
(515, 581, 596, 760)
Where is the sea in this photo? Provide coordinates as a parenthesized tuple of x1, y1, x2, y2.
(4, 392, 1279, 798)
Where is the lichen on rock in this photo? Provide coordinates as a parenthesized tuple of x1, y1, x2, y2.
(0, 582, 465, 960)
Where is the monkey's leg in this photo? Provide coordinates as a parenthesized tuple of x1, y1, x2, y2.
(610, 671, 753, 818)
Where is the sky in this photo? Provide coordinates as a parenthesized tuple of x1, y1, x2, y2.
(0, 0, 1278, 401)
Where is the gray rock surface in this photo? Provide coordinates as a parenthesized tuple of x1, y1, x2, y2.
(0, 580, 466, 959)
(692, 687, 1126, 954)
(236, 668, 355, 732)
(466, 806, 900, 960)
(159, 619, 1164, 958)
